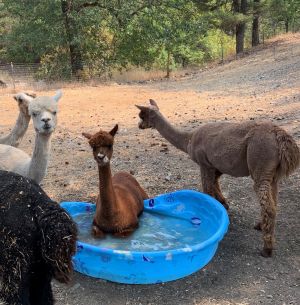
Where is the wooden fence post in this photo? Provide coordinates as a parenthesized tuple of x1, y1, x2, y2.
(10, 62, 15, 90)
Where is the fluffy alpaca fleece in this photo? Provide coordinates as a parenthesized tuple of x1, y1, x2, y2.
(83, 124, 148, 238)
(0, 92, 36, 147)
(136, 99, 300, 257)
(0, 90, 62, 183)
(0, 170, 77, 305)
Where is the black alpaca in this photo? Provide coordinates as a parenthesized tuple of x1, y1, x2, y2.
(0, 170, 77, 305)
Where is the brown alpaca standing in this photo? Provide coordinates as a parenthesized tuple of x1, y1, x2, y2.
(136, 99, 300, 257)
(83, 124, 148, 238)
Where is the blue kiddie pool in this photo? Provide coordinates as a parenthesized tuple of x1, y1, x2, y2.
(61, 190, 229, 284)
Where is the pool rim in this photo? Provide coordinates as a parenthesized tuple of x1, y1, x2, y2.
(61, 189, 229, 258)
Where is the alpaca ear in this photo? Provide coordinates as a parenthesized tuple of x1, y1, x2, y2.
(82, 132, 92, 140)
(109, 124, 118, 137)
(24, 92, 37, 98)
(149, 99, 159, 110)
(13, 92, 34, 103)
(135, 105, 148, 112)
(53, 90, 63, 102)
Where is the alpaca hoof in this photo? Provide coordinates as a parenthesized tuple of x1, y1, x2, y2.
(261, 248, 273, 258)
(254, 222, 262, 231)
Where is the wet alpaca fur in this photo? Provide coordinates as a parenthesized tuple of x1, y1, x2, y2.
(83, 124, 148, 238)
(136, 99, 300, 257)
(0, 170, 77, 305)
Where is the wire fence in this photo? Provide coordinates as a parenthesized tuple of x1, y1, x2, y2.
(0, 63, 42, 89)
(0, 62, 118, 90)
(0, 61, 186, 91)
(0, 62, 167, 90)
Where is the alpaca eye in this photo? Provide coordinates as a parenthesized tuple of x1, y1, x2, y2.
(32, 112, 37, 117)
(52, 111, 57, 115)
(107, 144, 112, 149)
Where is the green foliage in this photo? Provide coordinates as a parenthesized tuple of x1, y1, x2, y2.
(2, 0, 64, 63)
(0, 0, 298, 80)
(35, 49, 72, 81)
(268, 0, 300, 31)
(115, 0, 215, 74)
(203, 29, 235, 60)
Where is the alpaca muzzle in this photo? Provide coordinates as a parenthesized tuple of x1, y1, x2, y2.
(138, 120, 147, 129)
(40, 123, 54, 134)
(96, 153, 109, 164)
(44, 123, 51, 130)
(97, 153, 105, 159)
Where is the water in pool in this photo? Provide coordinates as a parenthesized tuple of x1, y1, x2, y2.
(74, 210, 214, 252)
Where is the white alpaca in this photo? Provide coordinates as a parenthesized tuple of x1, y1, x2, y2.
(0, 90, 62, 184)
(0, 92, 36, 147)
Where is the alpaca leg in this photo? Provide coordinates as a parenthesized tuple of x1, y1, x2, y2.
(214, 170, 229, 209)
(271, 180, 278, 206)
(254, 181, 278, 231)
(201, 167, 228, 209)
(113, 222, 138, 238)
(92, 227, 105, 238)
(91, 217, 106, 238)
(92, 225, 105, 238)
(29, 265, 54, 305)
(0, 270, 30, 305)
(247, 136, 279, 256)
(254, 180, 277, 257)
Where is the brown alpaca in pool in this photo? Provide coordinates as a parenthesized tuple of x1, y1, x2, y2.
(83, 124, 148, 238)
(136, 99, 300, 257)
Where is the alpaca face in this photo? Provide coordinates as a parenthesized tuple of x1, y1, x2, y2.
(29, 91, 62, 135)
(83, 125, 118, 167)
(136, 99, 159, 129)
(137, 107, 152, 129)
(91, 133, 113, 166)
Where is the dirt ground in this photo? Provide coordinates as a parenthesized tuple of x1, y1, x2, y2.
(0, 33, 299, 305)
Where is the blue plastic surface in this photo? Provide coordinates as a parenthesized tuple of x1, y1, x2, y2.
(61, 190, 229, 284)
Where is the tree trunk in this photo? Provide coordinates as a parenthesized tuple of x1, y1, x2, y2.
(166, 50, 171, 78)
(220, 33, 224, 62)
(236, 23, 245, 54)
(252, 0, 260, 46)
(285, 20, 289, 33)
(61, 0, 83, 77)
(233, 0, 248, 54)
(252, 17, 259, 46)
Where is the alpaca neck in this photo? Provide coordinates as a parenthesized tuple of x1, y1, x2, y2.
(97, 163, 118, 216)
(0, 112, 30, 147)
(152, 111, 192, 153)
(28, 132, 52, 183)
